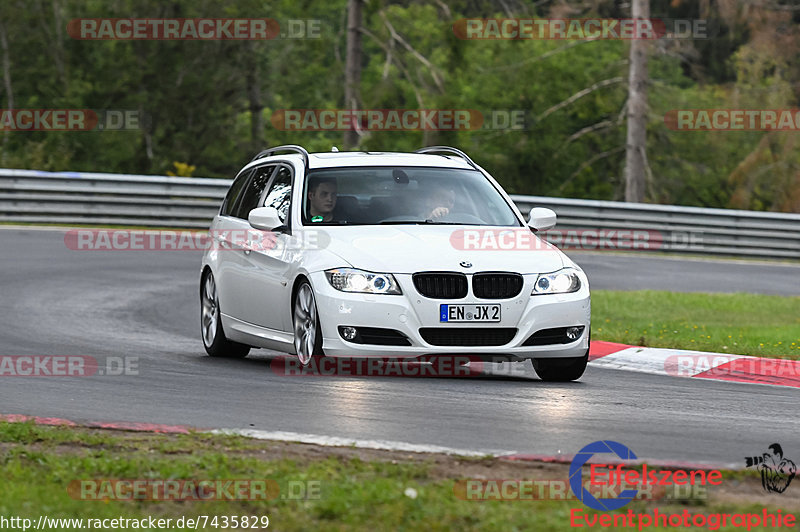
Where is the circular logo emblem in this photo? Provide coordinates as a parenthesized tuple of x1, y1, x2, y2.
(459, 261, 472, 268)
(569, 440, 639, 511)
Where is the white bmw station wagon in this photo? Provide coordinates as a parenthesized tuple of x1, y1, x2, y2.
(200, 145, 591, 381)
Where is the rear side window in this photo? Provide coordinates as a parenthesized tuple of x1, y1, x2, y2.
(220, 169, 252, 217)
(233, 165, 277, 219)
(263, 165, 293, 224)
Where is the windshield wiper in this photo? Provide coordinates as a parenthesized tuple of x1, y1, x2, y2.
(421, 221, 486, 225)
(377, 220, 430, 225)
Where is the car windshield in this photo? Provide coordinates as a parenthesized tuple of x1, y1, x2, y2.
(302, 166, 521, 226)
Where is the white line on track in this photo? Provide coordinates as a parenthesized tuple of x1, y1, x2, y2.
(210, 428, 516, 457)
(208, 428, 745, 469)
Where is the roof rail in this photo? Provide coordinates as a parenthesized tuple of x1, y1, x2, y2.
(251, 145, 310, 169)
(414, 146, 479, 171)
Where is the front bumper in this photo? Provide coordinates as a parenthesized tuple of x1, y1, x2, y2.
(310, 271, 590, 359)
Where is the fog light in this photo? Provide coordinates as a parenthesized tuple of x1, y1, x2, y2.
(341, 327, 358, 341)
(565, 326, 583, 341)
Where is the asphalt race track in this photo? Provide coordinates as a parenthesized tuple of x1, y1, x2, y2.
(0, 228, 798, 464)
(571, 251, 800, 295)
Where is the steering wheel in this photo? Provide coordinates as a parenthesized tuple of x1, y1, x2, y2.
(377, 215, 421, 223)
(434, 212, 485, 224)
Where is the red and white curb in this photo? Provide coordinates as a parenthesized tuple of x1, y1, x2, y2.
(589, 341, 800, 388)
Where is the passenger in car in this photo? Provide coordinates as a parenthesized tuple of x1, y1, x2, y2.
(307, 177, 338, 222)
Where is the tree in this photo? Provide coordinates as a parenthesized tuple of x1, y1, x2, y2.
(344, 0, 363, 149)
(623, 0, 649, 202)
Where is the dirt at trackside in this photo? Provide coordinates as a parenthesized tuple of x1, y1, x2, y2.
(17, 426, 800, 511)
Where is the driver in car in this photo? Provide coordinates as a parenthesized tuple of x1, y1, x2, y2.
(307, 177, 337, 222)
(421, 184, 455, 221)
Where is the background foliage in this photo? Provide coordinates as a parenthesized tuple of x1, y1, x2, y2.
(1, 0, 798, 211)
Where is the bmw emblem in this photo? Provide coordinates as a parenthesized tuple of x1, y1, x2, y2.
(459, 261, 472, 268)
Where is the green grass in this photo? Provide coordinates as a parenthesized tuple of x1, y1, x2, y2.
(1, 422, 795, 531)
(592, 290, 800, 359)
(0, 423, 559, 531)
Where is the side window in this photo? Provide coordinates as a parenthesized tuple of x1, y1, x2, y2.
(233, 165, 276, 219)
(263, 165, 292, 224)
(220, 169, 252, 217)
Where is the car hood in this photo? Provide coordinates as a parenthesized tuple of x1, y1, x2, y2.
(311, 225, 566, 274)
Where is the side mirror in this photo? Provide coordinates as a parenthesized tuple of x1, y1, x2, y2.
(527, 207, 557, 232)
(248, 206, 283, 231)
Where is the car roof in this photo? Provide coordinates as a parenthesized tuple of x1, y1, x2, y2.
(249, 151, 476, 171)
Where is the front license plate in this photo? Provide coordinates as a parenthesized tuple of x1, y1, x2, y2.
(439, 304, 501, 323)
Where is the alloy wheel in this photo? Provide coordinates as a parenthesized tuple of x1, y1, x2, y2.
(201, 273, 218, 347)
(293, 283, 318, 365)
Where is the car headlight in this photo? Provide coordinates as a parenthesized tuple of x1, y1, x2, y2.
(532, 268, 581, 295)
(325, 268, 402, 295)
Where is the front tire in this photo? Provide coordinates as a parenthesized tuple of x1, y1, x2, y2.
(293, 281, 323, 365)
(201, 271, 250, 358)
(532, 348, 589, 382)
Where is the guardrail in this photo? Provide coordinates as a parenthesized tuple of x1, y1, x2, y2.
(0, 168, 227, 228)
(512, 196, 800, 259)
(1, 168, 798, 259)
